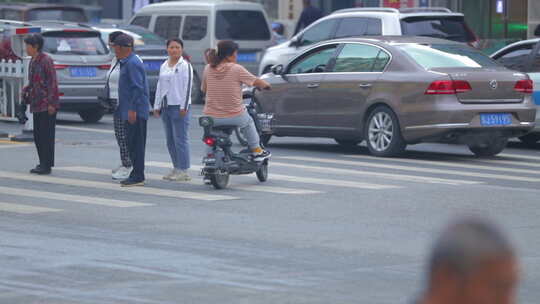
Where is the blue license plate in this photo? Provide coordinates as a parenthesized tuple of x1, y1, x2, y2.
(144, 60, 164, 71)
(480, 113, 512, 126)
(70, 67, 96, 77)
(237, 53, 257, 62)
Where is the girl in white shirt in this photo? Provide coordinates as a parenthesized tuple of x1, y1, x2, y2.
(153, 38, 193, 181)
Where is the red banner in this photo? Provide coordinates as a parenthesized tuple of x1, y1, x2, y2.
(383, 0, 414, 8)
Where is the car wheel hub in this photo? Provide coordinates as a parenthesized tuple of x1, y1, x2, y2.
(369, 112, 393, 152)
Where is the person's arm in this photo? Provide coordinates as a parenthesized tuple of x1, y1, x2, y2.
(237, 65, 271, 90)
(180, 62, 193, 116)
(42, 56, 59, 114)
(253, 78, 271, 90)
(294, 10, 307, 35)
(126, 60, 146, 123)
(153, 65, 164, 116)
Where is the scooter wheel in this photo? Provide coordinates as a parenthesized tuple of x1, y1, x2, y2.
(256, 161, 268, 182)
(210, 172, 230, 189)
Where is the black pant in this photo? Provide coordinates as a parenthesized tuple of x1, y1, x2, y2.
(33, 111, 56, 169)
(126, 118, 147, 181)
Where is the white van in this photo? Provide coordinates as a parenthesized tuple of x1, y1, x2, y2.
(129, 1, 274, 103)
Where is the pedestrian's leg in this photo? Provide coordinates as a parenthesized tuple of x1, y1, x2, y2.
(177, 109, 190, 170)
(162, 107, 178, 169)
(127, 119, 145, 182)
(33, 112, 44, 166)
(140, 118, 147, 181)
(238, 112, 261, 150)
(126, 121, 138, 180)
(114, 116, 132, 168)
(45, 112, 56, 168)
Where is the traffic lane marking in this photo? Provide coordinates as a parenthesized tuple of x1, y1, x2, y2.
(57, 166, 323, 195)
(0, 201, 62, 214)
(342, 154, 540, 176)
(278, 156, 540, 183)
(0, 186, 153, 208)
(146, 161, 402, 190)
(0, 170, 237, 201)
(56, 125, 114, 134)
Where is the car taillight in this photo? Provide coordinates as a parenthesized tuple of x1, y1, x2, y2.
(54, 64, 69, 69)
(97, 64, 111, 70)
(514, 79, 533, 94)
(203, 137, 216, 146)
(425, 80, 472, 95)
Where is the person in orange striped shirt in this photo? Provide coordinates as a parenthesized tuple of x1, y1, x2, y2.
(202, 40, 271, 161)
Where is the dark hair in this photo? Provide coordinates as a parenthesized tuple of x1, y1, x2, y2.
(207, 40, 239, 68)
(109, 31, 124, 44)
(166, 38, 184, 48)
(23, 34, 44, 52)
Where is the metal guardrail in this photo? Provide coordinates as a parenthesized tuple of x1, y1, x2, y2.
(0, 59, 25, 122)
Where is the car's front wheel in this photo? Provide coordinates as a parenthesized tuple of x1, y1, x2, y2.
(468, 137, 508, 157)
(365, 106, 406, 157)
(78, 108, 105, 123)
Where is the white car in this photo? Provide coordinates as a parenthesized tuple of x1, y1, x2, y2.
(491, 37, 540, 145)
(258, 7, 478, 75)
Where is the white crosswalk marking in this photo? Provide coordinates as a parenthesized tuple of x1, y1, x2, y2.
(56, 166, 323, 195)
(278, 156, 540, 183)
(499, 153, 540, 161)
(342, 154, 540, 175)
(456, 157, 540, 168)
(146, 161, 402, 190)
(0, 202, 62, 214)
(0, 170, 236, 201)
(0, 186, 152, 208)
(56, 125, 114, 134)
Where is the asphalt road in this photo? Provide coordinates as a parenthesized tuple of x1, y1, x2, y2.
(1, 105, 540, 304)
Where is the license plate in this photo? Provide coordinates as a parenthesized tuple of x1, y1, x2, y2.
(480, 113, 512, 126)
(70, 67, 97, 77)
(237, 53, 257, 62)
(144, 60, 164, 71)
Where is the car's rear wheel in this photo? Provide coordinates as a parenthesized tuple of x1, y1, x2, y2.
(518, 133, 540, 146)
(78, 108, 105, 123)
(468, 137, 508, 157)
(365, 106, 406, 157)
(334, 139, 362, 147)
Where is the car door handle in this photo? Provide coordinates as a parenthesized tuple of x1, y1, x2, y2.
(358, 83, 372, 88)
(307, 83, 320, 89)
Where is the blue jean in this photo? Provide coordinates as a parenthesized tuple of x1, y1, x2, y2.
(210, 110, 260, 150)
(162, 105, 190, 170)
(126, 118, 147, 181)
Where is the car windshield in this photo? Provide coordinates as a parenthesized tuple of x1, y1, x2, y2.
(398, 43, 499, 69)
(27, 8, 87, 23)
(43, 31, 108, 55)
(215, 10, 270, 40)
(400, 16, 474, 43)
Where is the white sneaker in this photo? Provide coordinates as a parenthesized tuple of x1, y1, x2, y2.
(112, 166, 132, 180)
(111, 164, 123, 174)
(163, 169, 177, 181)
(170, 170, 191, 182)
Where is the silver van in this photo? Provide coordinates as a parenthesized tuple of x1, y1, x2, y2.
(129, 1, 274, 103)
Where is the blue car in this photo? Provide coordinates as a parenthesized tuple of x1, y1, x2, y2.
(492, 38, 540, 145)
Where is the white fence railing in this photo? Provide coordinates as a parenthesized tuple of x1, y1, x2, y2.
(0, 59, 25, 122)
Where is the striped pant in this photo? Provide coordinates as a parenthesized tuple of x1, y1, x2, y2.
(114, 115, 132, 168)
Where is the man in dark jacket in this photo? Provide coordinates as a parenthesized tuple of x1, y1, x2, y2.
(294, 0, 323, 35)
(113, 33, 150, 187)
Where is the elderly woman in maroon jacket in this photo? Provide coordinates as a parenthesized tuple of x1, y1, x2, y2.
(22, 34, 60, 175)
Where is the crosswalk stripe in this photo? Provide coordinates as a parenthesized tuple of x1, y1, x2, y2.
(342, 154, 540, 175)
(147, 161, 401, 190)
(278, 156, 540, 183)
(56, 166, 323, 195)
(0, 186, 153, 208)
(0, 202, 62, 214)
(499, 153, 540, 161)
(463, 158, 540, 168)
(0, 170, 236, 201)
(269, 162, 479, 186)
(56, 125, 114, 134)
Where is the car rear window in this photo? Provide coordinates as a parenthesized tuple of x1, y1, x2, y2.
(42, 31, 108, 55)
(215, 10, 270, 40)
(27, 8, 87, 23)
(400, 16, 474, 43)
(124, 27, 166, 46)
(398, 43, 499, 69)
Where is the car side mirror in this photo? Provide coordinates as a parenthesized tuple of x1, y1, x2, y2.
(535, 24, 540, 37)
(271, 64, 284, 75)
(290, 37, 300, 47)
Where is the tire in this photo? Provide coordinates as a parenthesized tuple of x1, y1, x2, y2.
(234, 127, 249, 146)
(518, 133, 540, 146)
(256, 161, 268, 182)
(334, 139, 362, 147)
(364, 106, 406, 157)
(210, 171, 230, 189)
(468, 137, 508, 157)
(78, 108, 105, 123)
(191, 73, 203, 104)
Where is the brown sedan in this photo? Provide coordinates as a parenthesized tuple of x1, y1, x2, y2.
(255, 36, 536, 157)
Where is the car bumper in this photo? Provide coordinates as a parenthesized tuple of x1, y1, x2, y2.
(401, 102, 536, 143)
